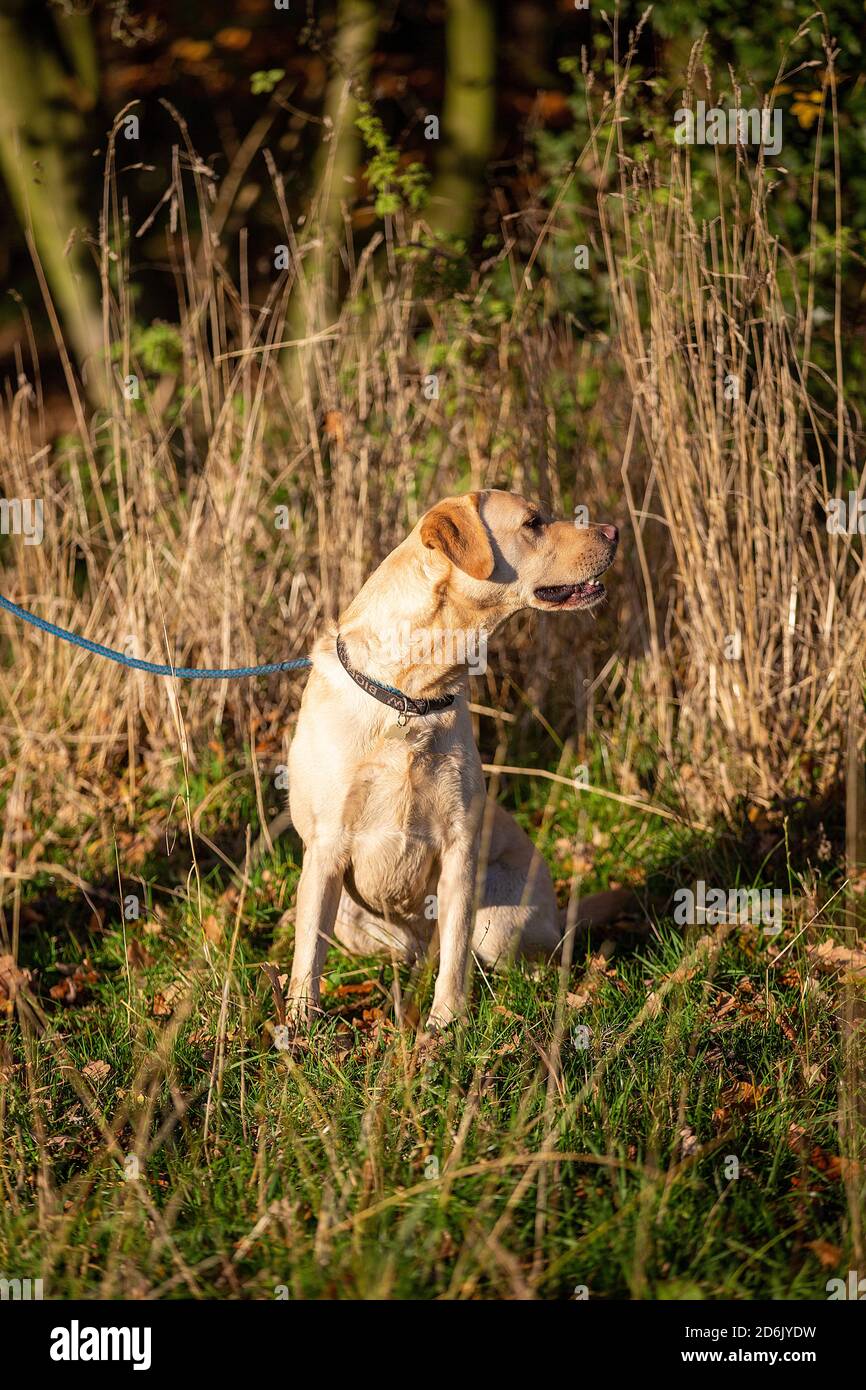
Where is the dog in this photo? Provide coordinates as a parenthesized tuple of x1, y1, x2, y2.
(286, 489, 621, 1034)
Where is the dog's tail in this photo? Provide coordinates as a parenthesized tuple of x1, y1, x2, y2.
(557, 887, 651, 955)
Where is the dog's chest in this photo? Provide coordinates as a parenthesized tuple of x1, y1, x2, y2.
(342, 732, 462, 915)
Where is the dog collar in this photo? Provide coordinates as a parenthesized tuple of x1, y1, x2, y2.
(336, 635, 455, 721)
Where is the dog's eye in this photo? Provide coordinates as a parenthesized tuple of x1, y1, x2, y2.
(523, 513, 544, 531)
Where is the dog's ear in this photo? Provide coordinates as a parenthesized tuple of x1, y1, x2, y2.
(420, 494, 495, 581)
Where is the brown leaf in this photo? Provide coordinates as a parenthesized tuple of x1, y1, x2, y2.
(719, 1080, 769, 1113)
(324, 410, 344, 447)
(215, 27, 251, 49)
(567, 941, 616, 1009)
(151, 982, 184, 1019)
(261, 962, 287, 1026)
(536, 89, 571, 122)
(0, 954, 30, 1012)
(714, 993, 740, 1020)
(821, 1153, 861, 1182)
(50, 961, 98, 1006)
(82, 1059, 111, 1084)
(806, 1239, 842, 1270)
(170, 38, 212, 61)
(787, 1123, 807, 1152)
(127, 939, 154, 970)
(203, 913, 223, 944)
(807, 939, 866, 977)
(333, 979, 375, 998)
(734, 1081, 768, 1106)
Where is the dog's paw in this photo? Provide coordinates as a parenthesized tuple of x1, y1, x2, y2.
(422, 1013, 449, 1037)
(416, 1009, 460, 1054)
(424, 998, 464, 1035)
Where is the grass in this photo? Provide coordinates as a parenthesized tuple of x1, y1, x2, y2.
(0, 761, 860, 1300)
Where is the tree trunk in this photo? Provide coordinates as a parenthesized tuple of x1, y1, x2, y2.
(284, 0, 377, 397)
(427, 0, 496, 241)
(0, 2, 106, 404)
(315, 0, 377, 260)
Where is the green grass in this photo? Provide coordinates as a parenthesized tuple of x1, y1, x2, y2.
(0, 762, 858, 1300)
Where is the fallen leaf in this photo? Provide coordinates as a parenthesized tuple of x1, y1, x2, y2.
(806, 1239, 842, 1270)
(718, 1079, 769, 1114)
(203, 913, 223, 944)
(807, 940, 866, 977)
(0, 954, 30, 1013)
(50, 961, 98, 1006)
(215, 27, 251, 49)
(787, 1123, 807, 1151)
(170, 38, 212, 62)
(82, 1060, 111, 1084)
(734, 1081, 768, 1106)
(820, 1153, 860, 1182)
(567, 941, 616, 1009)
(127, 939, 154, 970)
(492, 1005, 526, 1022)
(151, 982, 184, 1019)
(333, 980, 376, 998)
(714, 993, 740, 1021)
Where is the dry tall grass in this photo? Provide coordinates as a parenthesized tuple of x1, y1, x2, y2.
(595, 37, 864, 807)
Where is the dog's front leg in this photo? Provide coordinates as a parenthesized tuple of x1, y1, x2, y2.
(426, 837, 479, 1033)
(286, 844, 343, 1029)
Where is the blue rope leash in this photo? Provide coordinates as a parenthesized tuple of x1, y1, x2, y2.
(0, 593, 312, 680)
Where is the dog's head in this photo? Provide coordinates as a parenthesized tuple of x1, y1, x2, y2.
(417, 489, 618, 615)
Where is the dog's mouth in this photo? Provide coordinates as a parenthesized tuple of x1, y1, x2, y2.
(533, 579, 606, 610)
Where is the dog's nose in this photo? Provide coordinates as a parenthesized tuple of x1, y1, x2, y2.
(598, 523, 618, 546)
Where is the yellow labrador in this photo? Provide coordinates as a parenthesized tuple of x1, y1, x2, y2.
(286, 490, 620, 1033)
